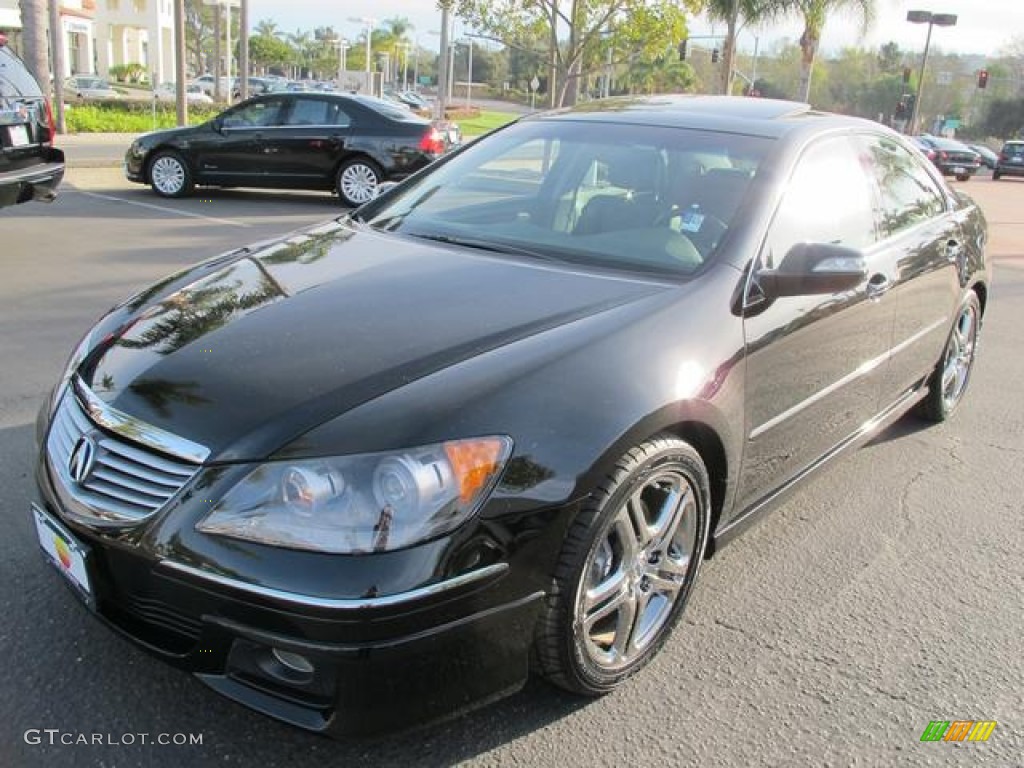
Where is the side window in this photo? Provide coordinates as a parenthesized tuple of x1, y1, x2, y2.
(860, 135, 946, 237)
(284, 98, 351, 127)
(223, 99, 284, 128)
(762, 136, 876, 268)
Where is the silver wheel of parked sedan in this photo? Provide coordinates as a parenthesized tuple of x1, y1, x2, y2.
(920, 291, 981, 422)
(576, 468, 699, 671)
(149, 151, 193, 198)
(337, 159, 381, 207)
(533, 435, 710, 694)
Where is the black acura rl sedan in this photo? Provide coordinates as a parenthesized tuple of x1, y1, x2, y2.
(123, 92, 456, 206)
(35, 96, 988, 738)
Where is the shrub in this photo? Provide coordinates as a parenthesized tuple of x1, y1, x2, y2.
(65, 102, 221, 133)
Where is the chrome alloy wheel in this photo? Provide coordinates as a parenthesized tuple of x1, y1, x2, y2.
(339, 163, 379, 205)
(150, 155, 186, 196)
(574, 470, 698, 671)
(941, 300, 979, 411)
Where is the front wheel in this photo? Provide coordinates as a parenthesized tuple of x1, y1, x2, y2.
(918, 292, 981, 422)
(148, 151, 193, 198)
(956, 174, 970, 182)
(533, 435, 710, 695)
(336, 158, 382, 207)
(993, 171, 1001, 180)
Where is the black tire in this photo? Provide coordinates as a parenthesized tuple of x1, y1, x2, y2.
(533, 434, 710, 695)
(918, 291, 981, 422)
(335, 157, 382, 207)
(956, 174, 970, 182)
(148, 150, 193, 198)
(992, 171, 1001, 180)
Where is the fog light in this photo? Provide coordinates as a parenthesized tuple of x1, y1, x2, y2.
(272, 648, 315, 675)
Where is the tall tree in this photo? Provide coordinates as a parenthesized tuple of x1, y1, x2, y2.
(454, 0, 694, 107)
(789, 0, 874, 102)
(17, 0, 50, 95)
(703, 0, 782, 96)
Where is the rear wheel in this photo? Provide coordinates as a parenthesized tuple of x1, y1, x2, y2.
(918, 292, 981, 422)
(533, 435, 710, 695)
(336, 158, 382, 207)
(956, 174, 970, 182)
(992, 171, 1001, 180)
(148, 151, 193, 198)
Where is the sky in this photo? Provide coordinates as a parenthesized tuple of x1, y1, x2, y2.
(248, 0, 1023, 58)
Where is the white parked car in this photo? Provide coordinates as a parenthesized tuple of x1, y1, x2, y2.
(64, 76, 121, 101)
(155, 83, 214, 104)
(192, 75, 236, 97)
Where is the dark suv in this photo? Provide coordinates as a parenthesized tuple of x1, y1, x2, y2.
(0, 34, 64, 209)
(992, 140, 1024, 180)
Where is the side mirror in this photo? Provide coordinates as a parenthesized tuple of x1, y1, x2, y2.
(211, 117, 224, 133)
(757, 242, 867, 298)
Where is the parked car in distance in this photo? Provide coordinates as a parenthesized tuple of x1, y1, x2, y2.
(231, 77, 271, 99)
(64, 75, 121, 101)
(154, 82, 213, 104)
(41, 96, 989, 738)
(992, 140, 1024, 180)
(124, 92, 458, 205)
(192, 74, 236, 97)
(967, 143, 998, 169)
(0, 33, 64, 208)
(914, 135, 980, 181)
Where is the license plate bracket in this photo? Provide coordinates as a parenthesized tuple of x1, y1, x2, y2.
(8, 124, 30, 147)
(32, 503, 95, 610)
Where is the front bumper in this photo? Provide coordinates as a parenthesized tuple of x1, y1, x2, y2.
(0, 149, 64, 207)
(34, 441, 559, 737)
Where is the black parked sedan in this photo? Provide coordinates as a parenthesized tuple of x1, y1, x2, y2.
(914, 135, 980, 181)
(36, 96, 988, 738)
(124, 92, 453, 206)
(0, 34, 64, 209)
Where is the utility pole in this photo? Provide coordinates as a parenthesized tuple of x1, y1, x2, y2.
(47, 0, 66, 133)
(437, 3, 451, 120)
(238, 0, 248, 100)
(174, 0, 187, 125)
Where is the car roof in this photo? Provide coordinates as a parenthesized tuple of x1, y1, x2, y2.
(527, 95, 876, 139)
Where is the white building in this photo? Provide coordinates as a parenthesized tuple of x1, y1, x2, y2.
(94, 0, 174, 84)
(0, 0, 98, 77)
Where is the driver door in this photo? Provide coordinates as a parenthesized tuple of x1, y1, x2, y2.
(194, 97, 287, 185)
(737, 135, 894, 510)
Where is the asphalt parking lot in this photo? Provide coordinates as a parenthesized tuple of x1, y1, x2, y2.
(1, 165, 1022, 768)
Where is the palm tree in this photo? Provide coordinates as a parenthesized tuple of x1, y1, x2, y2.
(17, 0, 50, 95)
(790, 0, 875, 102)
(254, 19, 279, 39)
(704, 0, 784, 95)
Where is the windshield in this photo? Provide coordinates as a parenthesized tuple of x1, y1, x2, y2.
(360, 119, 771, 276)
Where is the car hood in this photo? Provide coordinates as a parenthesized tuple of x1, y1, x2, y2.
(80, 221, 668, 461)
(137, 123, 207, 144)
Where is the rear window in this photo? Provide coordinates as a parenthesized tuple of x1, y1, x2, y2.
(351, 95, 428, 123)
(0, 48, 44, 100)
(1002, 143, 1024, 157)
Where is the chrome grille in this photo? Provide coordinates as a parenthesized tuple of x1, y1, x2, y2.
(46, 386, 203, 526)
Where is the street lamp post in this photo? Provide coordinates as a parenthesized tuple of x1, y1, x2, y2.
(348, 16, 376, 90)
(906, 10, 957, 135)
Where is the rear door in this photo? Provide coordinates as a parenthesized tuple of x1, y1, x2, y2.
(857, 133, 961, 406)
(738, 134, 892, 510)
(270, 96, 355, 187)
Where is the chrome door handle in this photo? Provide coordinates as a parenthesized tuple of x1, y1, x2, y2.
(866, 273, 891, 300)
(946, 239, 964, 263)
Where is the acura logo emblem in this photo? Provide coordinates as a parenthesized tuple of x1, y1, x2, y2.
(68, 436, 96, 484)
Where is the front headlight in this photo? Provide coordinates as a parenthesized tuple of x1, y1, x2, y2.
(197, 436, 512, 554)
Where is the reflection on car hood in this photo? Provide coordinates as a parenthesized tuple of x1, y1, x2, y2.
(81, 221, 667, 461)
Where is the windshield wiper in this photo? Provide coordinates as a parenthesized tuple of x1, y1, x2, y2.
(409, 233, 560, 262)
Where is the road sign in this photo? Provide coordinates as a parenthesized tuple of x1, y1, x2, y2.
(530, 76, 540, 92)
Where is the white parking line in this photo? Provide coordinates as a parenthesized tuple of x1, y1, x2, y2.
(70, 189, 251, 228)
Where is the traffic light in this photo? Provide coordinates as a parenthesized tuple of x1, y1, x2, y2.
(977, 69, 989, 89)
(711, 48, 720, 64)
(902, 67, 912, 84)
(678, 39, 688, 61)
